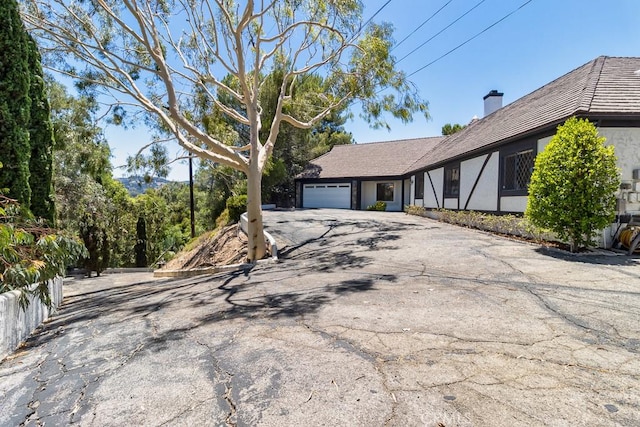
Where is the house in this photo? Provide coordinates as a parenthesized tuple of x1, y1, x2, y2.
(296, 56, 640, 245)
(407, 56, 640, 216)
(296, 136, 444, 211)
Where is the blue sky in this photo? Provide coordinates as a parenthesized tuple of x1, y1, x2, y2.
(105, 0, 640, 180)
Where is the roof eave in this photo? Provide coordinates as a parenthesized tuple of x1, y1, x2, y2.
(405, 111, 640, 175)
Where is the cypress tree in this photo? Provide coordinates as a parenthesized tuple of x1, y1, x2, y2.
(135, 217, 148, 267)
(0, 0, 32, 205)
(27, 34, 55, 223)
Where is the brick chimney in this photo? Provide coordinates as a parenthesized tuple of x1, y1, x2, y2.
(483, 90, 503, 117)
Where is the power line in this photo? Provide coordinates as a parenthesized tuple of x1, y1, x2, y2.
(362, 0, 394, 30)
(397, 0, 488, 64)
(392, 0, 454, 52)
(408, 0, 534, 77)
(296, 0, 394, 88)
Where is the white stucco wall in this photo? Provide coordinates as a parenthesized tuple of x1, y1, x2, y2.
(361, 180, 403, 211)
(599, 128, 640, 180)
(1, 278, 63, 360)
(443, 198, 459, 209)
(460, 152, 500, 211)
(600, 127, 640, 214)
(424, 168, 443, 208)
(500, 196, 528, 213)
(537, 127, 640, 216)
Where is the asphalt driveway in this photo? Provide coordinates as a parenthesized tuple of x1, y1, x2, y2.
(2, 209, 639, 426)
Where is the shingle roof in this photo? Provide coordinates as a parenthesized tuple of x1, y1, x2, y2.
(406, 56, 640, 173)
(299, 57, 640, 181)
(298, 137, 445, 179)
(589, 58, 640, 113)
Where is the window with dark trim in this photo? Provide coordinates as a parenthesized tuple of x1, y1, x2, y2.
(503, 149, 534, 191)
(376, 182, 394, 202)
(414, 172, 424, 199)
(444, 165, 460, 197)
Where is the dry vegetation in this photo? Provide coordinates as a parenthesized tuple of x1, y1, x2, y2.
(161, 225, 247, 270)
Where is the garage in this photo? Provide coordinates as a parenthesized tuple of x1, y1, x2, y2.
(302, 183, 351, 209)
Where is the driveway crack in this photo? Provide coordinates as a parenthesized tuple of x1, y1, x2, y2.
(299, 321, 401, 425)
(19, 353, 50, 426)
(193, 337, 237, 426)
(223, 379, 237, 427)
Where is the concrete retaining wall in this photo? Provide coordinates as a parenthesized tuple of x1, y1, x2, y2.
(0, 277, 63, 360)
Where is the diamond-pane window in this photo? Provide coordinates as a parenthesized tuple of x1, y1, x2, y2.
(504, 149, 534, 191)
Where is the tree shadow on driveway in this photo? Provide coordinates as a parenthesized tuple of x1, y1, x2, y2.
(276, 218, 418, 260)
(19, 218, 409, 354)
(187, 218, 409, 327)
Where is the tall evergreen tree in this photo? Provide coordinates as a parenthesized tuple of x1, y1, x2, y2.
(27, 34, 55, 222)
(0, 0, 32, 205)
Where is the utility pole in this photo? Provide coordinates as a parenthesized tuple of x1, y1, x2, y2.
(189, 155, 196, 238)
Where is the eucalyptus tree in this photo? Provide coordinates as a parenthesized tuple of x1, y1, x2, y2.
(22, 0, 429, 261)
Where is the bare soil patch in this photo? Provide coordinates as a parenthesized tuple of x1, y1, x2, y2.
(161, 224, 247, 270)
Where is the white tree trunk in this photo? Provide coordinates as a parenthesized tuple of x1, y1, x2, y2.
(246, 158, 267, 262)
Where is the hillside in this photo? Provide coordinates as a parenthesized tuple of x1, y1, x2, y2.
(116, 176, 183, 196)
(161, 224, 247, 270)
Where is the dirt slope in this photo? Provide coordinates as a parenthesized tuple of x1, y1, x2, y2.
(161, 224, 247, 270)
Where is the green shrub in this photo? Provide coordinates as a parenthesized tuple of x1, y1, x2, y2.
(526, 117, 619, 252)
(366, 201, 387, 211)
(0, 195, 87, 308)
(226, 195, 248, 222)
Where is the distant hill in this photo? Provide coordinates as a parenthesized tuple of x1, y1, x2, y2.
(116, 176, 184, 196)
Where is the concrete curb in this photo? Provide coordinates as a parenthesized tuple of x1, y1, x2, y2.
(153, 258, 277, 278)
(104, 268, 155, 273)
(154, 208, 279, 279)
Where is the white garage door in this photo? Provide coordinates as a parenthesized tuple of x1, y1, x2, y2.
(303, 183, 351, 209)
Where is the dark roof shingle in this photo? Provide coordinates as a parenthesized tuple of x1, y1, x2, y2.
(299, 57, 640, 181)
(298, 137, 445, 179)
(406, 56, 640, 173)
